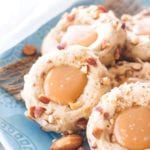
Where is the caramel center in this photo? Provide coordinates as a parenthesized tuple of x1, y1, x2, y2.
(61, 25, 97, 47)
(114, 107, 150, 150)
(44, 65, 87, 105)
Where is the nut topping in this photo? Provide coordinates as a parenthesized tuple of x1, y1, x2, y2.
(69, 101, 83, 110)
(95, 106, 103, 113)
(30, 106, 46, 118)
(51, 134, 83, 150)
(76, 118, 88, 129)
(131, 63, 142, 71)
(103, 112, 110, 119)
(67, 14, 75, 21)
(38, 95, 50, 104)
(86, 58, 97, 66)
(57, 43, 66, 50)
(97, 5, 107, 13)
(92, 127, 103, 139)
(23, 44, 37, 56)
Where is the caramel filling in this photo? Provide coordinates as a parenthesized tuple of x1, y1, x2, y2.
(44, 65, 87, 105)
(114, 107, 150, 150)
(133, 18, 150, 35)
(61, 25, 97, 47)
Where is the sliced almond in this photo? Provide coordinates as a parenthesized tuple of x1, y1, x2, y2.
(92, 127, 103, 139)
(38, 95, 50, 104)
(69, 101, 83, 110)
(48, 115, 55, 124)
(51, 134, 83, 150)
(131, 63, 142, 71)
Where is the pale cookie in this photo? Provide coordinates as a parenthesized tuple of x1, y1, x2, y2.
(42, 5, 126, 65)
(108, 61, 150, 87)
(122, 8, 150, 61)
(87, 82, 150, 150)
(21, 46, 111, 134)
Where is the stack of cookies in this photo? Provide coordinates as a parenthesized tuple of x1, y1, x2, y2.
(21, 5, 150, 150)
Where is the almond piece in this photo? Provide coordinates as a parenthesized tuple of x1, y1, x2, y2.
(95, 106, 103, 113)
(67, 14, 75, 21)
(30, 106, 46, 118)
(131, 63, 142, 71)
(76, 118, 88, 130)
(97, 5, 107, 12)
(38, 95, 50, 104)
(69, 101, 82, 110)
(92, 127, 103, 139)
(57, 43, 66, 50)
(103, 112, 110, 119)
(51, 134, 83, 150)
(86, 58, 97, 66)
(23, 44, 37, 56)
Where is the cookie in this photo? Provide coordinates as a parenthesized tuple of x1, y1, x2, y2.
(87, 82, 150, 150)
(21, 46, 111, 134)
(42, 5, 126, 65)
(122, 9, 150, 61)
(108, 61, 150, 87)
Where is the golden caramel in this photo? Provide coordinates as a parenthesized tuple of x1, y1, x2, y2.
(44, 65, 87, 105)
(61, 25, 97, 47)
(114, 107, 150, 150)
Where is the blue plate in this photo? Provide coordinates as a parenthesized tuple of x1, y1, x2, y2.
(0, 0, 149, 150)
(0, 0, 104, 149)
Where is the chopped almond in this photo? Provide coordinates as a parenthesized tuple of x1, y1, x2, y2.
(23, 44, 37, 56)
(92, 127, 103, 139)
(97, 5, 107, 13)
(76, 118, 88, 129)
(38, 95, 50, 104)
(30, 106, 46, 118)
(86, 58, 97, 66)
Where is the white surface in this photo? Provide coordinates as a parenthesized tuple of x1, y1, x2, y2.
(0, 0, 82, 54)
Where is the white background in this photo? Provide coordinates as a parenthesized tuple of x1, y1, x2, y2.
(0, 0, 80, 54)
